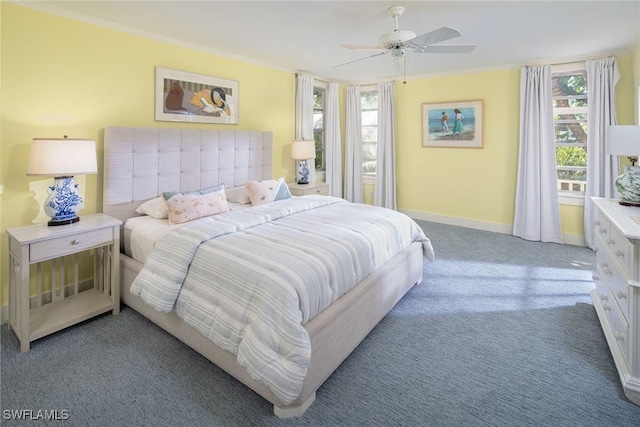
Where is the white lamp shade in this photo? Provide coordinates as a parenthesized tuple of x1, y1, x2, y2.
(291, 139, 316, 160)
(607, 125, 640, 155)
(27, 138, 97, 176)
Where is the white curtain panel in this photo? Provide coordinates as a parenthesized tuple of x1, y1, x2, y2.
(374, 81, 397, 209)
(513, 65, 563, 243)
(295, 74, 316, 182)
(325, 82, 342, 198)
(584, 57, 620, 249)
(344, 85, 363, 203)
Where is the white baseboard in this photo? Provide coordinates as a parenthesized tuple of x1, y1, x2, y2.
(1, 279, 94, 325)
(402, 209, 586, 247)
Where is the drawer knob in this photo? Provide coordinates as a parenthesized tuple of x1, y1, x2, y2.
(614, 332, 625, 343)
(599, 294, 608, 301)
(608, 238, 616, 246)
(615, 250, 625, 258)
(592, 274, 600, 282)
(603, 304, 611, 311)
(70, 239, 80, 245)
(617, 291, 628, 300)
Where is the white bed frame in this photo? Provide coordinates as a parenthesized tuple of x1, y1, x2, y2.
(102, 126, 424, 417)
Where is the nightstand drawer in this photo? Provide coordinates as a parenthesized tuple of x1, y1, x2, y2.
(30, 228, 113, 262)
(289, 182, 330, 196)
(306, 186, 329, 195)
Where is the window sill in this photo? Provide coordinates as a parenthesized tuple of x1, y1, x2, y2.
(363, 175, 376, 185)
(559, 193, 585, 207)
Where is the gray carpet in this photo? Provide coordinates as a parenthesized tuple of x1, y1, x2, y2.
(2, 221, 640, 426)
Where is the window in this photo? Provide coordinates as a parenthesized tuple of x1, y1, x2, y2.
(313, 86, 325, 171)
(552, 64, 588, 204)
(361, 87, 378, 180)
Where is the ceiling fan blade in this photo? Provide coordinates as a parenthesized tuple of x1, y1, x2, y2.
(413, 44, 476, 54)
(341, 44, 387, 51)
(409, 26, 462, 47)
(334, 51, 390, 68)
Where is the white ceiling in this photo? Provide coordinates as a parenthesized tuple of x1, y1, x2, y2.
(23, 0, 640, 82)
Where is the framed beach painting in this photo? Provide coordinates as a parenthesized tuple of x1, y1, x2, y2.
(422, 100, 483, 148)
(155, 67, 238, 124)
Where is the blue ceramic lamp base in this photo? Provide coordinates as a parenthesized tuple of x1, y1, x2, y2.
(45, 176, 84, 226)
(296, 160, 310, 185)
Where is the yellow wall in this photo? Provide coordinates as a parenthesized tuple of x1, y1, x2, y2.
(396, 55, 635, 241)
(396, 69, 520, 227)
(0, 4, 295, 306)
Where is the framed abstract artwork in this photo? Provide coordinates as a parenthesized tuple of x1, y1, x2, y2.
(422, 100, 483, 148)
(155, 67, 238, 124)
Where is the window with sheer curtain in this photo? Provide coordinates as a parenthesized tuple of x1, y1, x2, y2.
(361, 86, 378, 182)
(552, 63, 588, 206)
(313, 85, 326, 171)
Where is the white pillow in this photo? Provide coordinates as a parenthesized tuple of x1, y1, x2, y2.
(135, 197, 169, 219)
(226, 185, 251, 204)
(162, 184, 230, 225)
(245, 178, 292, 206)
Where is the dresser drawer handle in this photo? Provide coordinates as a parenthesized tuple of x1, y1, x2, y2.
(70, 239, 80, 245)
(599, 294, 608, 301)
(592, 274, 600, 282)
(603, 304, 612, 311)
(615, 250, 625, 258)
(617, 291, 628, 300)
(614, 332, 625, 343)
(608, 238, 616, 246)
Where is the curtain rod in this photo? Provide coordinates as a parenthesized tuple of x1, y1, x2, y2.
(295, 72, 334, 84)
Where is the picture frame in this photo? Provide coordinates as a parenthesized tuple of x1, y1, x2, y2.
(155, 67, 238, 124)
(422, 100, 483, 148)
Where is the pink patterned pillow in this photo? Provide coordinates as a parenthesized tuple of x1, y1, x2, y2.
(162, 184, 229, 224)
(245, 178, 292, 206)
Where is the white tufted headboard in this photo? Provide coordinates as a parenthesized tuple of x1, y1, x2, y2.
(102, 126, 273, 224)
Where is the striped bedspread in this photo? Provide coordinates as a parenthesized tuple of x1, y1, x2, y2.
(130, 196, 434, 404)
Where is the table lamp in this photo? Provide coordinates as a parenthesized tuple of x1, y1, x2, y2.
(27, 136, 97, 225)
(608, 125, 640, 206)
(291, 139, 316, 184)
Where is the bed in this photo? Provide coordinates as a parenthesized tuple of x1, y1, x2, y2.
(102, 126, 433, 417)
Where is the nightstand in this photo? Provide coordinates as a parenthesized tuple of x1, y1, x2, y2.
(289, 182, 330, 196)
(6, 213, 122, 352)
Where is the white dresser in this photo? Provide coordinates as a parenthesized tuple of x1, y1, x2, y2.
(592, 197, 640, 405)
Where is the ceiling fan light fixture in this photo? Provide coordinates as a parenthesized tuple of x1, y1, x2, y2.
(391, 47, 405, 61)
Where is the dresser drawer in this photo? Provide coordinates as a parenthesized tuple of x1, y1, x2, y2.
(609, 225, 633, 275)
(609, 265, 630, 321)
(603, 289, 630, 363)
(30, 228, 114, 263)
(595, 211, 611, 243)
(593, 264, 612, 310)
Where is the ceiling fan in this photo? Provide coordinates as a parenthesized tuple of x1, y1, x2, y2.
(337, 5, 476, 80)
